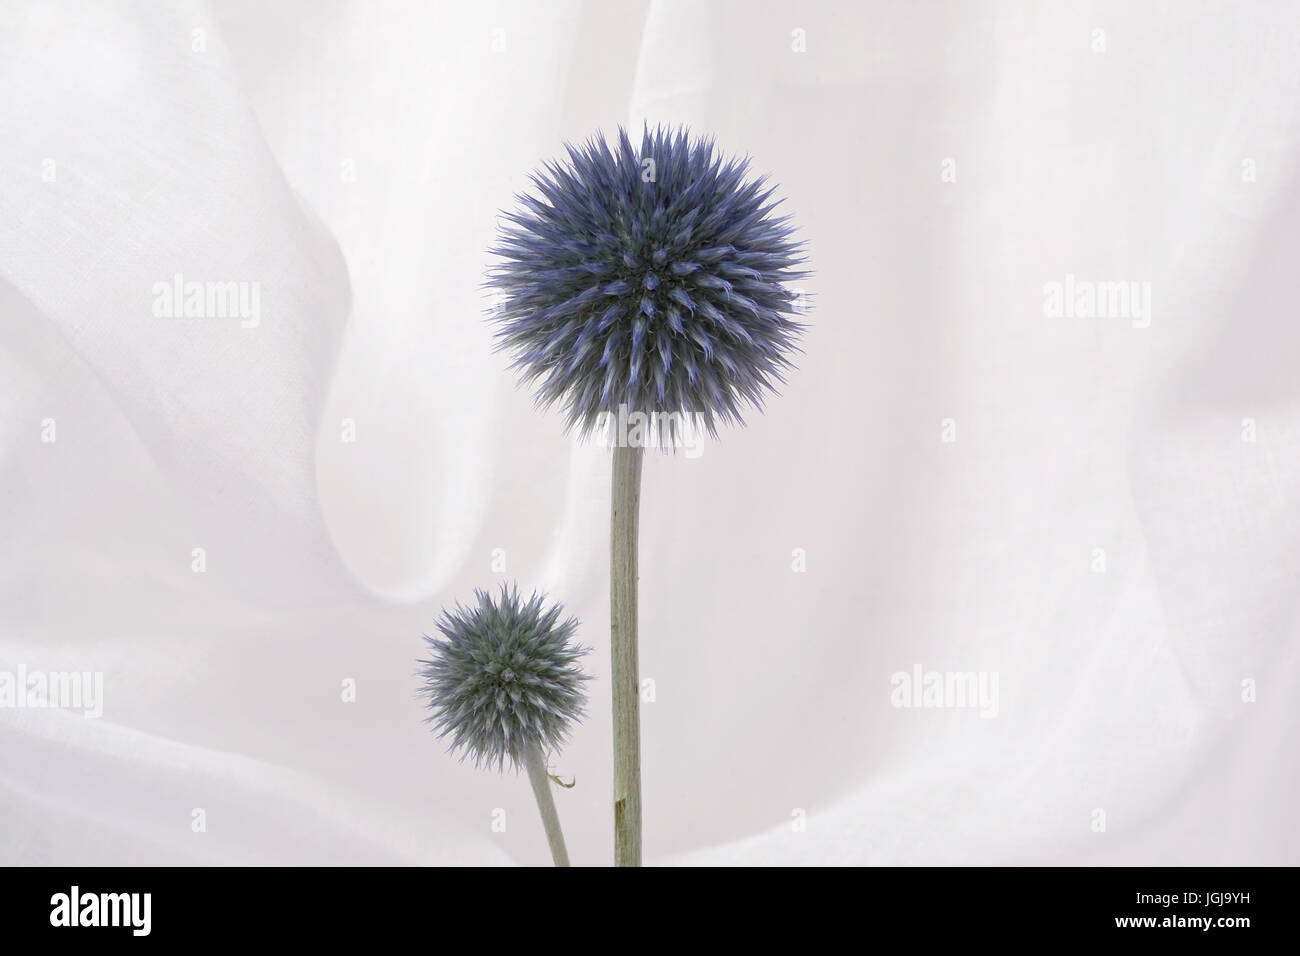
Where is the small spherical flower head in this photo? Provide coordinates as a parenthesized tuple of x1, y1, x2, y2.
(418, 584, 590, 771)
(488, 125, 809, 443)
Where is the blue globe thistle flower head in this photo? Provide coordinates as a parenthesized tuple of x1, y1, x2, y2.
(488, 125, 809, 444)
(418, 584, 590, 771)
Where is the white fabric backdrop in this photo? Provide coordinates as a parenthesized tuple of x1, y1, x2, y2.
(2, 0, 1297, 865)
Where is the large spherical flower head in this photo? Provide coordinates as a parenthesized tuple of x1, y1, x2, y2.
(418, 584, 590, 771)
(488, 125, 809, 439)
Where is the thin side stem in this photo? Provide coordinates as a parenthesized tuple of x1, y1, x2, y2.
(523, 741, 570, 867)
(611, 443, 644, 866)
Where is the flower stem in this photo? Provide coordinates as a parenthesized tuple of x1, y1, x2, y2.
(523, 741, 570, 867)
(610, 443, 644, 866)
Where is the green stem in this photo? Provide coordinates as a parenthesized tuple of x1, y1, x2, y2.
(523, 742, 570, 867)
(610, 443, 644, 866)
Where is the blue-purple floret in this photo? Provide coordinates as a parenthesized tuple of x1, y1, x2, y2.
(419, 584, 590, 772)
(488, 125, 809, 439)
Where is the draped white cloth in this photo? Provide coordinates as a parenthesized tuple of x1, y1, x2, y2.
(2, 0, 1297, 866)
